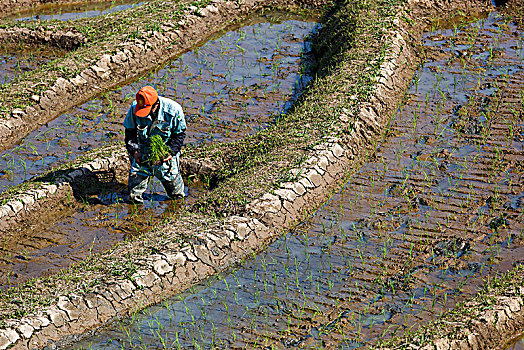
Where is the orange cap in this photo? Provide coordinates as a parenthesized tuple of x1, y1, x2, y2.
(134, 86, 158, 117)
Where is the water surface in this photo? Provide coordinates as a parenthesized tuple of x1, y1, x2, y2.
(0, 13, 319, 287)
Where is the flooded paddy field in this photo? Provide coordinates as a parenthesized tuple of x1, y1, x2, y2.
(0, 179, 206, 288)
(0, 14, 318, 286)
(0, 13, 316, 192)
(71, 10, 524, 349)
(6, 0, 144, 21)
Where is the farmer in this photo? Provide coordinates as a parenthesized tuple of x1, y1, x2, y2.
(123, 86, 186, 203)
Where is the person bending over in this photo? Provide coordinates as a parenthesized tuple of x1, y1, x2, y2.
(123, 86, 186, 203)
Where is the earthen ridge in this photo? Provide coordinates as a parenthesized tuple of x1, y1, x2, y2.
(0, 0, 324, 152)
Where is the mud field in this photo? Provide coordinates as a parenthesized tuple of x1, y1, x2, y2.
(70, 9, 524, 350)
(0, 0, 523, 349)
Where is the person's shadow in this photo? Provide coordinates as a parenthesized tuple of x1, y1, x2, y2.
(69, 168, 126, 204)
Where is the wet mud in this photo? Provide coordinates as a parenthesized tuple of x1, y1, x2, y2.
(0, 179, 206, 288)
(8, 0, 144, 21)
(0, 15, 317, 286)
(71, 11, 524, 349)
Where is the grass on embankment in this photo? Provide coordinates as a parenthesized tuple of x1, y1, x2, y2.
(371, 263, 524, 349)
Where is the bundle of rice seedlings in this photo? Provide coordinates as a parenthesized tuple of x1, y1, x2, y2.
(148, 134, 171, 166)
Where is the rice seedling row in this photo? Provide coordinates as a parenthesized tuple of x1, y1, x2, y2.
(0, 13, 316, 192)
(0, 42, 64, 86)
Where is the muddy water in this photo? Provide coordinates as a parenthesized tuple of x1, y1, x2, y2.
(8, 0, 144, 21)
(71, 11, 524, 349)
(0, 15, 318, 286)
(0, 14, 316, 192)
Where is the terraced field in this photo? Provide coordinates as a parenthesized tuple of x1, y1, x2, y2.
(0, 13, 317, 287)
(0, 0, 522, 349)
